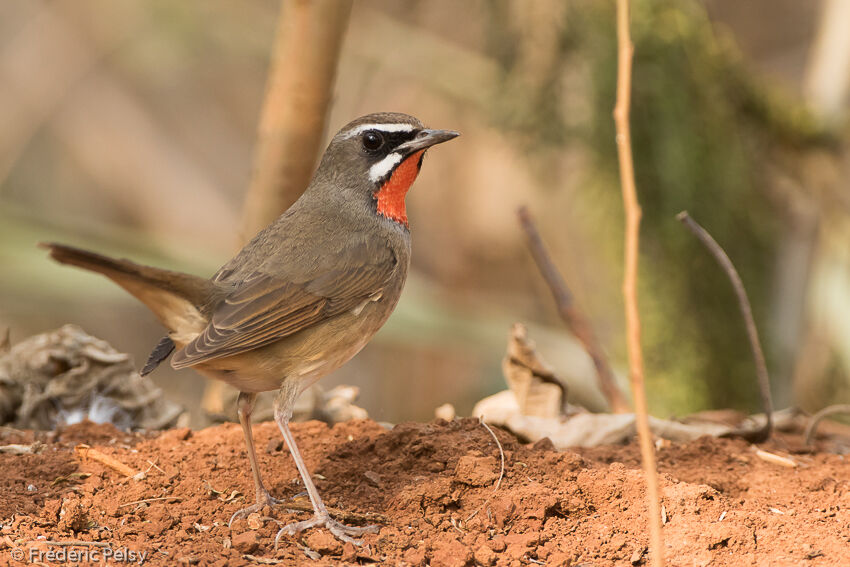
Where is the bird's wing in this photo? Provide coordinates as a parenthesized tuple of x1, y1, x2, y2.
(171, 239, 398, 368)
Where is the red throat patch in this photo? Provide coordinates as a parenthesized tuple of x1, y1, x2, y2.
(375, 150, 424, 227)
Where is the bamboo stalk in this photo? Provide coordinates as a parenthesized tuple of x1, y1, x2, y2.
(207, 0, 352, 416)
(239, 0, 353, 244)
(612, 1, 664, 565)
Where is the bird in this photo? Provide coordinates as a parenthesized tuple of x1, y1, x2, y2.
(40, 112, 459, 545)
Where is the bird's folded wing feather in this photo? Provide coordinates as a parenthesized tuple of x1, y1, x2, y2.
(171, 241, 397, 368)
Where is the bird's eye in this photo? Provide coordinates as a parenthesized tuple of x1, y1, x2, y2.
(362, 131, 384, 152)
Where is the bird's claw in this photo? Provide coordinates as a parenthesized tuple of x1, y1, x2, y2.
(274, 513, 378, 547)
(228, 491, 282, 527)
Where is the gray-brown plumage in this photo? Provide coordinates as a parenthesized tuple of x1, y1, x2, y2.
(40, 112, 458, 545)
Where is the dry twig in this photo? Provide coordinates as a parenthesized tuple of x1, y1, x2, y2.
(74, 444, 138, 478)
(804, 404, 850, 445)
(754, 448, 797, 468)
(0, 442, 43, 454)
(677, 211, 774, 443)
(517, 206, 629, 413)
(50, 472, 91, 486)
(613, 1, 664, 565)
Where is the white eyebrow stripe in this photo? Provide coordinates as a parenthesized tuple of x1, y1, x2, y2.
(368, 152, 403, 183)
(342, 123, 416, 138)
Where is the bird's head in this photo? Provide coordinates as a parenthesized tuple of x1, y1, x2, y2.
(315, 112, 459, 228)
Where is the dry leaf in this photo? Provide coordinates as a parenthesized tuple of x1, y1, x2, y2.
(501, 323, 566, 418)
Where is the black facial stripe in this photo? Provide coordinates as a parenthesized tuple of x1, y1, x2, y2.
(362, 129, 418, 157)
(382, 130, 418, 149)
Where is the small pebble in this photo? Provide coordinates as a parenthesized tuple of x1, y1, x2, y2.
(232, 531, 259, 554)
(246, 513, 263, 530)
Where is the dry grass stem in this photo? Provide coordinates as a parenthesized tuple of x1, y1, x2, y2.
(480, 419, 506, 492)
(463, 419, 508, 525)
(677, 211, 774, 443)
(613, 1, 664, 565)
(517, 206, 629, 413)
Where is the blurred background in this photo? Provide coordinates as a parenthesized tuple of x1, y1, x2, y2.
(2, 0, 850, 427)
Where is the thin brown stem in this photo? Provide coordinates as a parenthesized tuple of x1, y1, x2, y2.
(804, 404, 850, 446)
(613, 1, 664, 565)
(677, 211, 774, 443)
(517, 206, 629, 413)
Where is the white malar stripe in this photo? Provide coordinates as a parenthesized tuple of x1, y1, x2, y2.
(342, 123, 416, 139)
(369, 152, 403, 182)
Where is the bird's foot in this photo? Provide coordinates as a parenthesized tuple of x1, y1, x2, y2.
(229, 490, 282, 527)
(274, 512, 378, 547)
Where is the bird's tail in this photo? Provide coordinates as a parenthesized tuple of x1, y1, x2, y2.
(39, 242, 212, 350)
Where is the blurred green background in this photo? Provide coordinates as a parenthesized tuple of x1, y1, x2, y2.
(2, 0, 849, 426)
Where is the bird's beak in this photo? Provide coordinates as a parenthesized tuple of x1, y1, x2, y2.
(396, 129, 460, 156)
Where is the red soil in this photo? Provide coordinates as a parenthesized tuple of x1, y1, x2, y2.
(1, 418, 848, 566)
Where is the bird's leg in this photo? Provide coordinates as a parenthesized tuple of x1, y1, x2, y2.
(272, 381, 378, 547)
(229, 391, 281, 526)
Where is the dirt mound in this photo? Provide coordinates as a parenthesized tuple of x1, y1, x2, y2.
(1, 417, 848, 566)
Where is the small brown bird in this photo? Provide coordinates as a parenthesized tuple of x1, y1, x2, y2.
(41, 112, 458, 544)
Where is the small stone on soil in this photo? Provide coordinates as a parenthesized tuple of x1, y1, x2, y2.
(454, 455, 499, 486)
(232, 530, 260, 554)
(305, 531, 343, 555)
